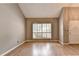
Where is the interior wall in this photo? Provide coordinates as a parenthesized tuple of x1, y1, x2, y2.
(59, 7, 79, 44)
(0, 4, 25, 55)
(59, 7, 70, 44)
(25, 18, 59, 41)
(59, 9, 64, 44)
(63, 7, 69, 43)
(68, 7, 79, 44)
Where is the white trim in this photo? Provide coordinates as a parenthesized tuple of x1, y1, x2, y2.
(25, 39, 59, 42)
(0, 41, 26, 56)
(64, 43, 69, 45)
(59, 40, 69, 45)
(68, 43, 79, 44)
(59, 40, 64, 45)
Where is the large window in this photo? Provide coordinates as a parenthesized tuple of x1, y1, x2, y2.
(33, 23, 51, 39)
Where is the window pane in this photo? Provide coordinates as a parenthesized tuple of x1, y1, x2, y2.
(37, 32, 42, 38)
(47, 33, 51, 38)
(47, 24, 51, 32)
(33, 23, 51, 39)
(33, 24, 38, 32)
(33, 32, 37, 38)
(42, 33, 47, 38)
(42, 24, 47, 32)
(37, 24, 42, 32)
(33, 32, 42, 39)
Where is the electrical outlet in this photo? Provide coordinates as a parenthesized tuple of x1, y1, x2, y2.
(17, 40, 19, 43)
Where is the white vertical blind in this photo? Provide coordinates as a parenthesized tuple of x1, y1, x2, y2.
(33, 23, 51, 39)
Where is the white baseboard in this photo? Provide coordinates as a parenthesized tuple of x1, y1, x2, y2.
(63, 43, 69, 45)
(26, 39, 59, 42)
(0, 41, 26, 56)
(59, 40, 64, 45)
(59, 40, 69, 45)
(68, 43, 79, 44)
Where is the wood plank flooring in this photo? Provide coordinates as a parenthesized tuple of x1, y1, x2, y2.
(5, 42, 79, 56)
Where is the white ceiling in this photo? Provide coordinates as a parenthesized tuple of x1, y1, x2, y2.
(18, 3, 79, 18)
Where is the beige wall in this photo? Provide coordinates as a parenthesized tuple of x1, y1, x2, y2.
(59, 7, 79, 44)
(68, 7, 79, 44)
(0, 4, 25, 55)
(59, 7, 70, 44)
(25, 18, 58, 41)
(59, 9, 64, 44)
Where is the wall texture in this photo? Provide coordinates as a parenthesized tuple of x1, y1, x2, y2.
(59, 9, 64, 44)
(25, 18, 58, 41)
(59, 7, 79, 44)
(0, 4, 25, 55)
(68, 7, 79, 44)
(59, 7, 69, 44)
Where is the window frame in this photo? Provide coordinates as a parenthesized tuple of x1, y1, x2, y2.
(32, 23, 52, 40)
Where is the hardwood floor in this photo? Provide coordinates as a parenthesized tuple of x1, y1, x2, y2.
(5, 42, 79, 56)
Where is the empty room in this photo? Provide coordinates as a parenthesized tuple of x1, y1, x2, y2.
(1, 3, 79, 56)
